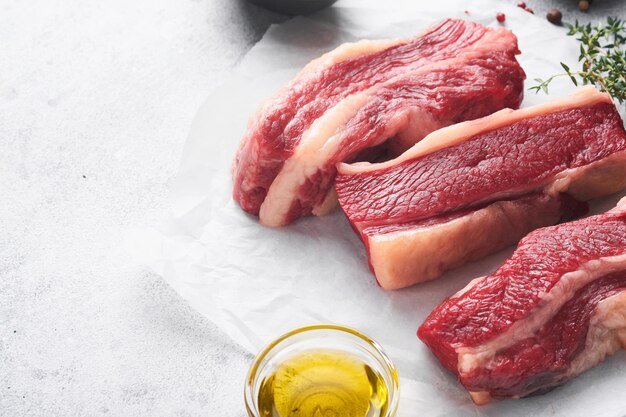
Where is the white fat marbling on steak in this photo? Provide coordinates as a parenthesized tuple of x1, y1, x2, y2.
(368, 195, 566, 289)
(567, 291, 626, 378)
(456, 254, 626, 374)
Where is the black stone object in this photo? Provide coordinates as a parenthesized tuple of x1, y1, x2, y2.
(246, 0, 338, 15)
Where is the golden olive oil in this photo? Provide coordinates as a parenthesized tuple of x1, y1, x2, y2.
(257, 349, 389, 417)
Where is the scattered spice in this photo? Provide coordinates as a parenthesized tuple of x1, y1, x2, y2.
(547, 8, 562, 25)
(579, 0, 590, 12)
(496, 12, 506, 23)
(516, 2, 534, 15)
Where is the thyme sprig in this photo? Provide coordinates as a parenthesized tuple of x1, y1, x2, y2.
(530, 17, 626, 104)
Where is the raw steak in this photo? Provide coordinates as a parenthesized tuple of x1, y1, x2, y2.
(232, 19, 525, 226)
(336, 87, 626, 289)
(418, 198, 626, 403)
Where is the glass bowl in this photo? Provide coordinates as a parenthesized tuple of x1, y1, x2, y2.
(244, 324, 400, 417)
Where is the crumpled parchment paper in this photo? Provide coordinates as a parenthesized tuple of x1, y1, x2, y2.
(131, 0, 626, 415)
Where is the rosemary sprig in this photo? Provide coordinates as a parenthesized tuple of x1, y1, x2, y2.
(530, 17, 626, 104)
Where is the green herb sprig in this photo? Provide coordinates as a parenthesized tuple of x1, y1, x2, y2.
(530, 17, 626, 104)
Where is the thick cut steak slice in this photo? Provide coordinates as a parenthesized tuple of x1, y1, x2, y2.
(418, 199, 626, 403)
(232, 19, 525, 226)
(336, 87, 626, 289)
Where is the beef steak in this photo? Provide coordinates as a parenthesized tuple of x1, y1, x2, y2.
(418, 198, 626, 403)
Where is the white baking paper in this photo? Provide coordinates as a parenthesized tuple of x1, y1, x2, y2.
(131, 0, 626, 415)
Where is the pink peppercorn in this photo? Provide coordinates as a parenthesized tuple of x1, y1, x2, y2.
(496, 12, 506, 23)
(517, 2, 526, 8)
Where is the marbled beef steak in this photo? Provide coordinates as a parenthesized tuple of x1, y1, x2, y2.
(418, 198, 626, 403)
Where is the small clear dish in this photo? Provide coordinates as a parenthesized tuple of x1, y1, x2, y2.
(244, 324, 399, 417)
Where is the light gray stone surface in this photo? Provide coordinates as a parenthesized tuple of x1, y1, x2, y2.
(1, 1, 623, 416)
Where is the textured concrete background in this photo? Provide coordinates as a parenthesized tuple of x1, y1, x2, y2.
(1, 1, 624, 416)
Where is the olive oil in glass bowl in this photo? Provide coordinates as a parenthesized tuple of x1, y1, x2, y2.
(245, 325, 399, 417)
